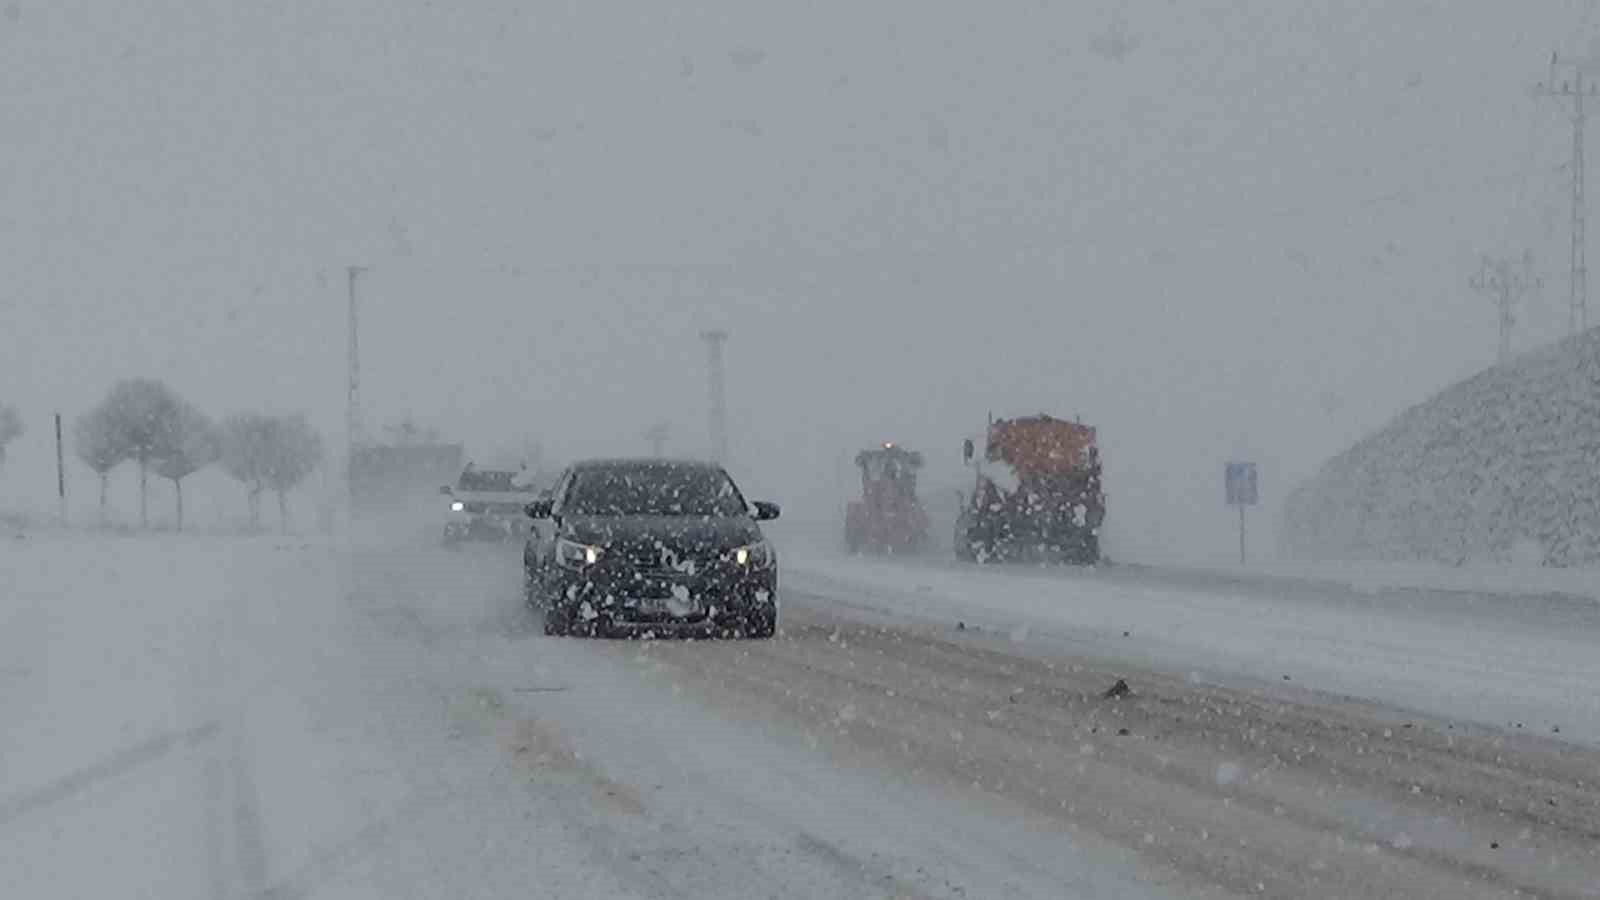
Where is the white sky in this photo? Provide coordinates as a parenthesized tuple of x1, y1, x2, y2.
(1, 0, 1595, 561)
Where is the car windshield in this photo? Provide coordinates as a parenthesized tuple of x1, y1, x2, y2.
(564, 465, 747, 517)
(457, 469, 517, 492)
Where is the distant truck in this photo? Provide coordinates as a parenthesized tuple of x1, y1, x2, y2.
(350, 441, 464, 512)
(955, 414, 1105, 564)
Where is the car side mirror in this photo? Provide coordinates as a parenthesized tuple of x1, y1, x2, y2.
(962, 439, 975, 464)
(751, 500, 781, 521)
(525, 499, 554, 520)
(439, 485, 454, 496)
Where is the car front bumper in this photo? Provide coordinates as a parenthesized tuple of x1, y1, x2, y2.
(445, 516, 531, 541)
(544, 562, 777, 627)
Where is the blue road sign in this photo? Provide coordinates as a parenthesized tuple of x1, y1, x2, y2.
(1225, 462, 1258, 507)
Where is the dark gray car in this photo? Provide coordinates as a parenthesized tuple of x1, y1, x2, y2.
(523, 459, 780, 638)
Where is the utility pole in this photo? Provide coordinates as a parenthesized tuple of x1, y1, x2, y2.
(346, 266, 367, 517)
(700, 329, 729, 464)
(1470, 251, 1540, 364)
(1535, 52, 1599, 334)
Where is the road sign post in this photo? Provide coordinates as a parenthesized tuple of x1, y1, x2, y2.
(1225, 462, 1258, 565)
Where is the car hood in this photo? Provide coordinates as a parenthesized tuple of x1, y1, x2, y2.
(562, 515, 761, 556)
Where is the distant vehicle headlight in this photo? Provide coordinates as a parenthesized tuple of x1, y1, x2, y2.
(556, 538, 603, 568)
(450, 500, 466, 512)
(731, 540, 774, 568)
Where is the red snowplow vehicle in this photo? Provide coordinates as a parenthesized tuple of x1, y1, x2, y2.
(956, 414, 1104, 565)
(844, 444, 930, 554)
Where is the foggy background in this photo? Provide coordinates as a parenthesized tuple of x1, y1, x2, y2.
(1, 0, 1592, 563)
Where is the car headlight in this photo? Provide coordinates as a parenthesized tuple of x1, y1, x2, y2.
(450, 501, 466, 512)
(556, 538, 603, 568)
(731, 540, 774, 568)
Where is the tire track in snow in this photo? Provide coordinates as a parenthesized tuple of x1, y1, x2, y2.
(228, 725, 271, 896)
(195, 555, 274, 900)
(0, 721, 220, 827)
(790, 830, 948, 900)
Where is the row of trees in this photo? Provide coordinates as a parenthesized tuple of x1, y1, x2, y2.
(74, 378, 322, 531)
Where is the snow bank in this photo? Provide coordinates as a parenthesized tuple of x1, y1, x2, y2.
(1283, 328, 1600, 566)
(1253, 557, 1600, 601)
(784, 549, 1600, 745)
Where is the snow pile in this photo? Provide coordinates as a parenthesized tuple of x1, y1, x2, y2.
(1283, 328, 1600, 566)
(981, 459, 1022, 495)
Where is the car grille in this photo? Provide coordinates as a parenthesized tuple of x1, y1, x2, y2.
(618, 547, 712, 574)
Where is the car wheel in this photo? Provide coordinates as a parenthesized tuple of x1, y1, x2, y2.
(954, 523, 977, 562)
(542, 606, 570, 636)
(744, 607, 777, 639)
(583, 614, 614, 639)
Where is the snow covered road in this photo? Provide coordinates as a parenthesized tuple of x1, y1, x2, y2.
(4, 530, 1599, 898)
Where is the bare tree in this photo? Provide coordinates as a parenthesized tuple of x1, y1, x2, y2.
(263, 414, 323, 533)
(100, 379, 183, 528)
(74, 406, 124, 525)
(220, 413, 275, 529)
(153, 402, 220, 531)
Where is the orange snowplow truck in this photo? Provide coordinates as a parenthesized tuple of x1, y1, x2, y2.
(956, 415, 1105, 564)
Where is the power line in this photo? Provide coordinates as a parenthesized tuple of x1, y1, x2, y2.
(1508, 70, 1562, 246)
